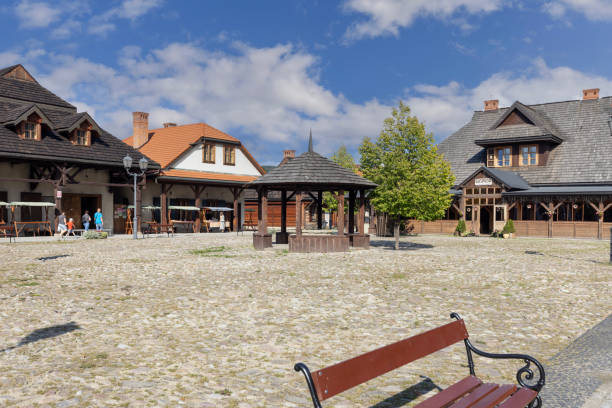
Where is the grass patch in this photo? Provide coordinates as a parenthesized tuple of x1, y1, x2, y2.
(391, 272, 407, 279)
(79, 352, 109, 369)
(189, 246, 227, 255)
(18, 281, 39, 287)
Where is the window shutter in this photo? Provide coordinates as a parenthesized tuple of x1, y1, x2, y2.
(231, 147, 235, 164)
(211, 144, 215, 162)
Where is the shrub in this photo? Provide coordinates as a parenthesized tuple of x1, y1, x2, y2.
(84, 231, 108, 239)
(455, 219, 466, 236)
(502, 219, 516, 234)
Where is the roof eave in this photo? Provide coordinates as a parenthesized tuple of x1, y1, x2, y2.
(474, 135, 563, 147)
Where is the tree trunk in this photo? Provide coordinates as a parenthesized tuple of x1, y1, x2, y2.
(394, 220, 400, 250)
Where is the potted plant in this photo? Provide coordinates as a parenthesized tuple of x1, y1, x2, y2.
(455, 219, 467, 236)
(502, 219, 515, 238)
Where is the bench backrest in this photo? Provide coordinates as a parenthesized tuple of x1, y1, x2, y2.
(311, 319, 469, 401)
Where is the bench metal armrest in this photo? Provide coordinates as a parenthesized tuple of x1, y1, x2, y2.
(294, 363, 322, 408)
(451, 313, 545, 407)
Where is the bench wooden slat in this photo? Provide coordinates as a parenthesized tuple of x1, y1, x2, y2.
(312, 319, 469, 401)
(414, 376, 482, 408)
(496, 388, 538, 408)
(448, 383, 498, 408)
(470, 384, 516, 408)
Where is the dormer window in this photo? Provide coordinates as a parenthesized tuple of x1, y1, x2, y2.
(520, 145, 537, 166)
(202, 143, 215, 163)
(18, 120, 40, 140)
(224, 145, 235, 166)
(71, 127, 91, 146)
(495, 146, 511, 167)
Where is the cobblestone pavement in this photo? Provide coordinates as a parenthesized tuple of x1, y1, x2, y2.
(540, 314, 612, 408)
(0, 233, 610, 407)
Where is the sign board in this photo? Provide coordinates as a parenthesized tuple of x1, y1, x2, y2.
(56, 190, 62, 198)
(475, 177, 493, 186)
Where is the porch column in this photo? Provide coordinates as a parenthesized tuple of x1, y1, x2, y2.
(358, 189, 365, 234)
(160, 184, 168, 224)
(459, 196, 465, 221)
(348, 190, 355, 234)
(295, 191, 302, 236)
(53, 183, 62, 231)
(191, 185, 204, 233)
(232, 187, 240, 232)
(317, 191, 323, 229)
(136, 185, 142, 233)
(281, 190, 287, 234)
(337, 190, 345, 237)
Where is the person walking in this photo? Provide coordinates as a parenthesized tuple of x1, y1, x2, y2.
(66, 218, 75, 237)
(57, 211, 68, 238)
(82, 210, 91, 232)
(94, 208, 103, 231)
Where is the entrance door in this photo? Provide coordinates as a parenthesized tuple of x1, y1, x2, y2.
(480, 206, 493, 235)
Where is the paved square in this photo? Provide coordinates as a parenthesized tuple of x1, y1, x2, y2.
(0, 234, 610, 407)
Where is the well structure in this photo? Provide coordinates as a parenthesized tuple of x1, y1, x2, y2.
(249, 134, 376, 252)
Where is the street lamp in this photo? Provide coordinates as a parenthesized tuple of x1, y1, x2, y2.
(123, 154, 148, 239)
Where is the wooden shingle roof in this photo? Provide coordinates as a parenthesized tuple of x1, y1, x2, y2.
(250, 136, 376, 191)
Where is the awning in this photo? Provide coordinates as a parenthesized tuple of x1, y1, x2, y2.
(128, 205, 161, 210)
(6, 202, 56, 207)
(168, 205, 201, 211)
(204, 206, 234, 212)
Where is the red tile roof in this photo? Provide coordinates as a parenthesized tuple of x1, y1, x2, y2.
(160, 169, 258, 183)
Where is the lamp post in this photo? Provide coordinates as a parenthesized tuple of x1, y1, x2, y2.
(123, 155, 148, 239)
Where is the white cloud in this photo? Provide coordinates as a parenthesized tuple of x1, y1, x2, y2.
(88, 0, 164, 36)
(15, 0, 61, 28)
(543, 0, 612, 21)
(343, 0, 505, 39)
(405, 58, 612, 142)
(21, 42, 393, 161)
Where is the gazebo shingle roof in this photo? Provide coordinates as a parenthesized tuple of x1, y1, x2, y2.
(249, 137, 376, 190)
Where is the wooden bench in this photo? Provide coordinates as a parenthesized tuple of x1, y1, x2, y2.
(144, 223, 174, 237)
(294, 313, 545, 408)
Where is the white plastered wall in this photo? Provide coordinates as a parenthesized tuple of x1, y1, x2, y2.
(172, 144, 261, 176)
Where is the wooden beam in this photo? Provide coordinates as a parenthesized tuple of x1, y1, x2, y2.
(281, 190, 287, 234)
(317, 191, 323, 230)
(295, 191, 302, 236)
(337, 190, 345, 237)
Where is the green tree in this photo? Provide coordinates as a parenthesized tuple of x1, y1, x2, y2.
(359, 101, 455, 249)
(322, 145, 357, 213)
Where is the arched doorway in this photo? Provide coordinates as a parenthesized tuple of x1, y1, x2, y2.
(480, 206, 492, 235)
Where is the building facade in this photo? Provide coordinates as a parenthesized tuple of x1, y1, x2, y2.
(432, 89, 612, 239)
(122, 113, 265, 232)
(0, 64, 155, 234)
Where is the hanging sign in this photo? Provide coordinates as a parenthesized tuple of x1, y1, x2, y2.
(56, 190, 62, 198)
(474, 177, 493, 186)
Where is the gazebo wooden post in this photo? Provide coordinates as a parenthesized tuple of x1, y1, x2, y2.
(348, 190, 355, 234)
(231, 187, 240, 232)
(253, 188, 272, 250)
(358, 189, 365, 234)
(281, 190, 287, 234)
(337, 190, 344, 237)
(191, 185, 205, 232)
(317, 191, 323, 229)
(262, 189, 268, 234)
(296, 191, 302, 236)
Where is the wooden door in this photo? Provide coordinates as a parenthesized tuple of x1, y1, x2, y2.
(61, 194, 81, 225)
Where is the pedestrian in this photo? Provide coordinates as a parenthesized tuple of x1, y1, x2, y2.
(82, 210, 91, 232)
(94, 208, 103, 231)
(219, 211, 225, 232)
(57, 211, 68, 238)
(66, 218, 75, 236)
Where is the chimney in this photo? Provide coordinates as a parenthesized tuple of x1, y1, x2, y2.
(280, 149, 295, 166)
(163, 122, 177, 128)
(484, 99, 499, 111)
(132, 112, 149, 148)
(583, 88, 599, 100)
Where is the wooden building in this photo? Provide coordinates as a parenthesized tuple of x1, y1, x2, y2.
(0, 64, 157, 234)
(432, 89, 612, 239)
(122, 113, 265, 232)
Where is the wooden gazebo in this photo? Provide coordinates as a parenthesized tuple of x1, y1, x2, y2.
(248, 134, 377, 252)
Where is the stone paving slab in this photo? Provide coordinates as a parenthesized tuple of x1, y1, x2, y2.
(540, 314, 612, 408)
(0, 233, 610, 407)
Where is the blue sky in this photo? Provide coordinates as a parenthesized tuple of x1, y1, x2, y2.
(2, 0, 612, 164)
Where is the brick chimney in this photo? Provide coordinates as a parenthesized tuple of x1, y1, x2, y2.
(583, 88, 599, 100)
(280, 149, 295, 166)
(132, 112, 149, 148)
(484, 99, 499, 111)
(163, 122, 176, 128)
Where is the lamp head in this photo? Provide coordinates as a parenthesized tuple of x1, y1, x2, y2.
(138, 157, 149, 171)
(123, 155, 133, 170)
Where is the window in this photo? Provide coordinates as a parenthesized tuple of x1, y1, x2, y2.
(495, 147, 511, 167)
(520, 145, 537, 166)
(19, 121, 40, 140)
(202, 143, 215, 163)
(71, 129, 90, 146)
(224, 145, 235, 165)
